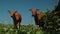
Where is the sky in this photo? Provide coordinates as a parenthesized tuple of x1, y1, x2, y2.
(0, 0, 58, 25)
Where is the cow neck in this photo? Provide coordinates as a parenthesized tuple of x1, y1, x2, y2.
(12, 13, 16, 21)
(34, 12, 38, 20)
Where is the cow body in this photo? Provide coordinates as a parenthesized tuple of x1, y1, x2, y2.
(30, 9, 44, 28)
(8, 10, 22, 29)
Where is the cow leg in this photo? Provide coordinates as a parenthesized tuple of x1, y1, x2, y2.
(39, 21, 44, 31)
(35, 21, 39, 29)
(14, 21, 18, 29)
(17, 22, 19, 29)
(14, 24, 15, 29)
(16, 22, 20, 29)
(19, 22, 20, 29)
(36, 25, 39, 29)
(14, 23, 17, 29)
(16, 24, 18, 29)
(41, 22, 44, 28)
(18, 20, 21, 29)
(13, 21, 17, 29)
(14, 22, 15, 29)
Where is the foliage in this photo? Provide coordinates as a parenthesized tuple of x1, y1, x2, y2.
(0, 8, 60, 34)
(0, 24, 44, 34)
(42, 8, 60, 34)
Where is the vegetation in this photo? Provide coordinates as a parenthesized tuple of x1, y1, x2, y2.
(42, 9, 60, 34)
(0, 1, 60, 34)
(0, 24, 44, 34)
(0, 9, 60, 34)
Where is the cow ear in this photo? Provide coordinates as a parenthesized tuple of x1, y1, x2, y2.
(8, 10, 10, 13)
(15, 11, 17, 13)
(29, 9, 32, 11)
(36, 9, 39, 11)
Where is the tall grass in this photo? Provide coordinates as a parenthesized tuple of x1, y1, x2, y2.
(0, 23, 44, 34)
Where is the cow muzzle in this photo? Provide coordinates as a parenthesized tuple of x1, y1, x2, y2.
(11, 16, 13, 17)
(32, 15, 34, 16)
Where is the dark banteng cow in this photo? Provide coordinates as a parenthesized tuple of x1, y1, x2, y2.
(8, 10, 22, 29)
(30, 9, 44, 28)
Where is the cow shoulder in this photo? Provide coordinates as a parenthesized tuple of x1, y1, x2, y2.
(15, 13, 21, 20)
(37, 12, 42, 20)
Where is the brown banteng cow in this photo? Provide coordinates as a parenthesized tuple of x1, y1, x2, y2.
(30, 9, 44, 28)
(8, 10, 22, 29)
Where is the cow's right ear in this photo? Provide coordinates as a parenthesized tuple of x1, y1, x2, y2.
(36, 9, 39, 11)
(29, 9, 32, 11)
(8, 10, 10, 13)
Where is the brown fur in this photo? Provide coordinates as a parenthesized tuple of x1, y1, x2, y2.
(8, 10, 22, 29)
(30, 9, 44, 28)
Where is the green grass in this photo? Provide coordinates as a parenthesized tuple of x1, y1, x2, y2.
(0, 23, 44, 34)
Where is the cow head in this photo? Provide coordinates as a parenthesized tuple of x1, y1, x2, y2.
(29, 9, 39, 16)
(8, 10, 17, 17)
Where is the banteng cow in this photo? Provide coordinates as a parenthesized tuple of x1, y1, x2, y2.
(30, 9, 44, 28)
(8, 10, 22, 29)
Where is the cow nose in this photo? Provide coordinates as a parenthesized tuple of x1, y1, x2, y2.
(11, 16, 13, 17)
(32, 15, 34, 16)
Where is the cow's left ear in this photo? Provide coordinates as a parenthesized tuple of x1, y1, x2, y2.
(15, 11, 17, 13)
(29, 9, 32, 11)
(36, 9, 39, 11)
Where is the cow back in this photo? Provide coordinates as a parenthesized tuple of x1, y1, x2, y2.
(37, 11, 42, 20)
(15, 12, 21, 21)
